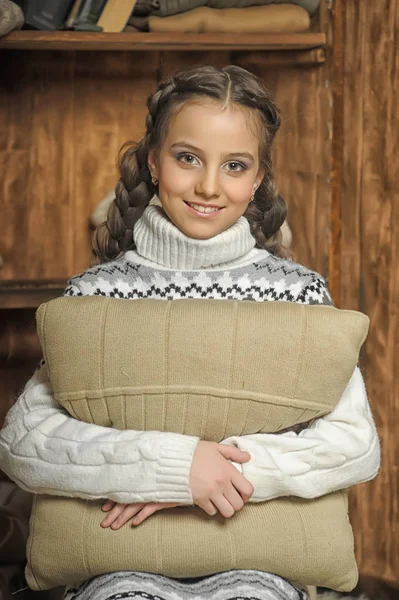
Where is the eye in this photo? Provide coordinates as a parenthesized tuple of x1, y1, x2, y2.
(224, 161, 247, 173)
(176, 153, 200, 166)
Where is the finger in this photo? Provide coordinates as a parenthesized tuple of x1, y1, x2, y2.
(223, 486, 245, 512)
(217, 445, 251, 463)
(101, 503, 127, 527)
(211, 494, 235, 519)
(101, 500, 116, 512)
(112, 504, 145, 530)
(132, 502, 179, 526)
(196, 499, 218, 517)
(132, 503, 161, 525)
(232, 472, 254, 502)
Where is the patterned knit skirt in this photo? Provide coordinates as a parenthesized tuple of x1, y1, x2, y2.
(63, 570, 308, 600)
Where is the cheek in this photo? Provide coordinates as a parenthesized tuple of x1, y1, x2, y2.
(159, 160, 195, 195)
(223, 176, 253, 206)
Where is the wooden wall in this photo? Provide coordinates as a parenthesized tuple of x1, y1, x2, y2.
(0, 0, 397, 585)
(333, 0, 398, 583)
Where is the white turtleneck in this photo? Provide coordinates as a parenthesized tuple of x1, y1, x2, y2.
(132, 204, 259, 270)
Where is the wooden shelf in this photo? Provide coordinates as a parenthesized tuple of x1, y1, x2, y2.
(0, 280, 67, 309)
(0, 31, 326, 52)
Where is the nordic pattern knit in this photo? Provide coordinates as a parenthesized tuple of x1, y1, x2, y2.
(64, 249, 333, 305)
(63, 570, 308, 600)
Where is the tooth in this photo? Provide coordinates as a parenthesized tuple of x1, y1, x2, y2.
(190, 203, 217, 213)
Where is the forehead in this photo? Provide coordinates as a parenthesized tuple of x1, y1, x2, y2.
(164, 101, 260, 153)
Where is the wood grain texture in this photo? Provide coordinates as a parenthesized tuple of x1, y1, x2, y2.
(0, 310, 41, 428)
(339, 0, 399, 583)
(0, 52, 75, 280)
(0, 31, 326, 52)
(72, 51, 159, 274)
(244, 48, 332, 275)
(329, 0, 344, 306)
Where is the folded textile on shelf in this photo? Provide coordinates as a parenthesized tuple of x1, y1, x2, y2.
(136, 0, 320, 18)
(149, 4, 310, 33)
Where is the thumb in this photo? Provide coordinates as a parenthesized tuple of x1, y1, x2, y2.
(217, 444, 251, 463)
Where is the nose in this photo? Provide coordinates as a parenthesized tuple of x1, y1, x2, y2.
(195, 167, 221, 199)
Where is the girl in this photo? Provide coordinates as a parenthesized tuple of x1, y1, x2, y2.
(0, 65, 380, 600)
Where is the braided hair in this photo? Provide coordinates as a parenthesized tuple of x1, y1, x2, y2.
(93, 65, 288, 263)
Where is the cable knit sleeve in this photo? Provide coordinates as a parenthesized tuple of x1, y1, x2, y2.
(222, 366, 380, 501)
(0, 362, 199, 504)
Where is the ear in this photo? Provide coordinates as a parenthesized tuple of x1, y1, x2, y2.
(148, 149, 158, 179)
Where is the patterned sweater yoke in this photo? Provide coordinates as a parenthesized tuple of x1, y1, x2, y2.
(65, 249, 332, 306)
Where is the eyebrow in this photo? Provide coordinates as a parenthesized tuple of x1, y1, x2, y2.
(170, 142, 255, 162)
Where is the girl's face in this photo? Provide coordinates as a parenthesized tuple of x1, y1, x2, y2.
(148, 101, 265, 239)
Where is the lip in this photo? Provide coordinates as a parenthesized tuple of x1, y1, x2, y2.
(184, 200, 225, 218)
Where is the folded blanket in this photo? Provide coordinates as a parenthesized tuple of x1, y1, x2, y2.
(149, 4, 310, 33)
(142, 0, 320, 17)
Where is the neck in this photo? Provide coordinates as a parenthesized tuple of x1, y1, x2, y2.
(133, 202, 256, 270)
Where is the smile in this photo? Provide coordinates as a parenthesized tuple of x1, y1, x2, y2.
(184, 201, 224, 217)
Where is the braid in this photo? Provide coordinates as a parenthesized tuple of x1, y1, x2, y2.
(92, 79, 178, 264)
(224, 66, 289, 259)
(145, 78, 177, 135)
(245, 175, 288, 258)
(92, 142, 152, 262)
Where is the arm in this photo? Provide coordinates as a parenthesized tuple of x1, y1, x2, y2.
(222, 366, 381, 501)
(0, 362, 199, 504)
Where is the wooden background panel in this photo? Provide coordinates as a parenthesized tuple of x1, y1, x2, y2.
(0, 309, 40, 427)
(0, 52, 76, 281)
(72, 51, 160, 274)
(159, 50, 232, 78)
(262, 61, 331, 276)
(341, 0, 399, 582)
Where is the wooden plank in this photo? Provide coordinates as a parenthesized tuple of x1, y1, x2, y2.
(159, 50, 232, 80)
(246, 53, 332, 277)
(274, 170, 330, 276)
(0, 309, 41, 428)
(72, 52, 160, 274)
(0, 149, 31, 278)
(0, 280, 66, 309)
(0, 31, 326, 52)
(234, 48, 326, 68)
(341, 0, 399, 583)
(0, 52, 76, 280)
(329, 0, 344, 307)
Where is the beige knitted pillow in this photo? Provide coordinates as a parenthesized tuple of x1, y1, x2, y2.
(35, 297, 369, 442)
(26, 298, 369, 592)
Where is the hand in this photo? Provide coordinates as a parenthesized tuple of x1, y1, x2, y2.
(190, 441, 254, 519)
(100, 500, 182, 529)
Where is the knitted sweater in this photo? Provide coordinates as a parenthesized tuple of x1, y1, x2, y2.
(0, 206, 380, 506)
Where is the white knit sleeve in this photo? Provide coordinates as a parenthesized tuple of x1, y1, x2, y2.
(221, 367, 380, 501)
(0, 363, 199, 504)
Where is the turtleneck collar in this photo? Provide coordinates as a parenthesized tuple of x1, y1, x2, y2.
(133, 200, 256, 270)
